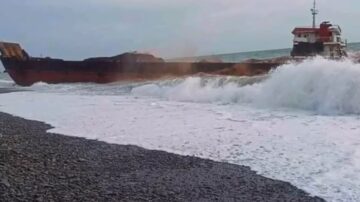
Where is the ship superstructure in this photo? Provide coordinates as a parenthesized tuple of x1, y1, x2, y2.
(291, 0, 347, 58)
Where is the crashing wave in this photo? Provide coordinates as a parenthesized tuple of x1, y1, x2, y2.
(132, 57, 360, 115)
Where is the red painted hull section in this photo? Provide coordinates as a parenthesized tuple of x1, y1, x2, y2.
(1, 58, 282, 86)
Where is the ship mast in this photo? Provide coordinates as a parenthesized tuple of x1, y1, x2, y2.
(310, 0, 319, 28)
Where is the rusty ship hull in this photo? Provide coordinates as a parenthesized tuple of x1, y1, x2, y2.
(0, 42, 282, 86)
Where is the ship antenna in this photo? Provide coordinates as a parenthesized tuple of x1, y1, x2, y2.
(311, 0, 319, 28)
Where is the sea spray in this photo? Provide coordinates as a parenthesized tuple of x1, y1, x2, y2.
(131, 75, 264, 103)
(132, 57, 360, 115)
(255, 57, 360, 114)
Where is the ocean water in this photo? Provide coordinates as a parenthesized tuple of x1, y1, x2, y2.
(171, 42, 360, 62)
(2, 50, 360, 201)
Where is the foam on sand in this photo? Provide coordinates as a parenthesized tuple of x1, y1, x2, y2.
(1, 91, 360, 201)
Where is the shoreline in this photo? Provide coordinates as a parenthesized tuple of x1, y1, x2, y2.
(0, 111, 324, 201)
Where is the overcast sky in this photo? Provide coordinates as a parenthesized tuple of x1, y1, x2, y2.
(0, 0, 359, 59)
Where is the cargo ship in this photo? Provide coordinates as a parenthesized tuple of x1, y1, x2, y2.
(0, 43, 280, 86)
(0, 0, 347, 86)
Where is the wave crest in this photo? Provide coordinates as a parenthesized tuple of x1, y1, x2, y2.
(132, 57, 360, 115)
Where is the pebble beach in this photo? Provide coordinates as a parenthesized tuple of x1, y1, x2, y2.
(0, 90, 324, 202)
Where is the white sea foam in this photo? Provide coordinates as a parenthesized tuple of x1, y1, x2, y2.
(256, 58, 360, 114)
(0, 79, 13, 84)
(132, 57, 360, 115)
(348, 50, 360, 62)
